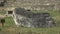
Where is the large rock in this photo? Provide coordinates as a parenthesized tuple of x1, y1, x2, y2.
(14, 8, 56, 28)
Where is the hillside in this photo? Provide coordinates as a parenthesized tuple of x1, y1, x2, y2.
(0, 0, 60, 11)
(0, 0, 60, 34)
(0, 10, 60, 34)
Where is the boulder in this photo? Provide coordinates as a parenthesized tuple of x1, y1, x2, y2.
(14, 8, 56, 28)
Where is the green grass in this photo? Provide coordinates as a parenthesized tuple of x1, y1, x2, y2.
(0, 10, 6, 14)
(5, 17, 15, 27)
(0, 10, 60, 34)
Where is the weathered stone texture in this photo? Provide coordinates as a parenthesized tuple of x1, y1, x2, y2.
(14, 8, 56, 28)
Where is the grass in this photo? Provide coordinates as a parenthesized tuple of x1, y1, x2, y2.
(0, 10, 60, 34)
(0, 10, 6, 14)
